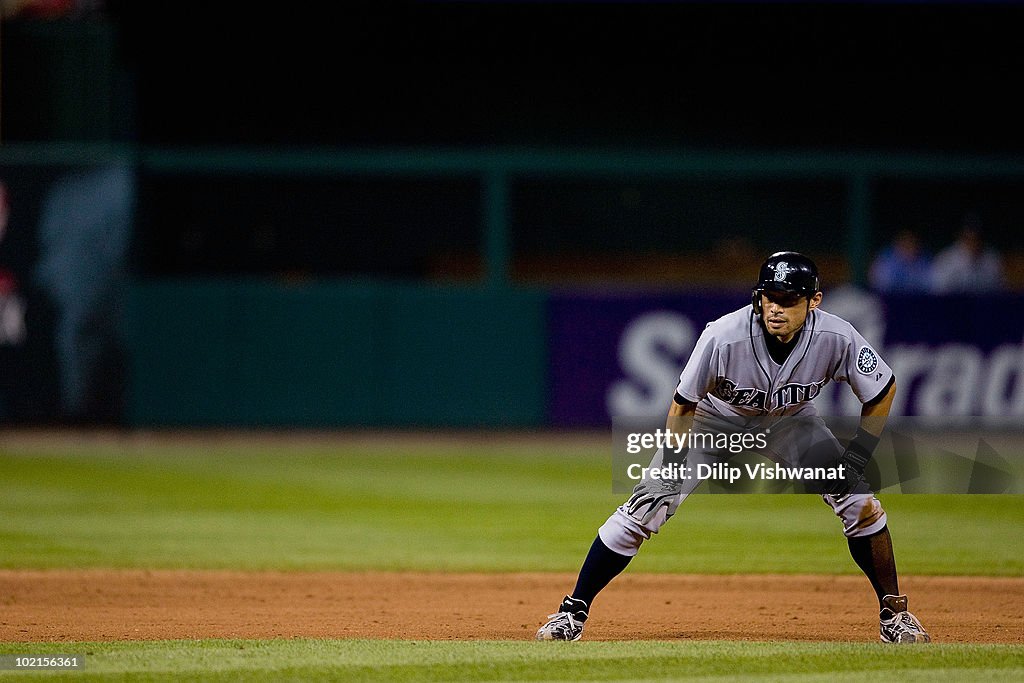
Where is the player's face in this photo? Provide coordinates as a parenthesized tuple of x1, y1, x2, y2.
(761, 290, 822, 342)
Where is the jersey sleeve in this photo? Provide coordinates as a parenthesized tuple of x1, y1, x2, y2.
(675, 323, 720, 402)
(835, 325, 894, 404)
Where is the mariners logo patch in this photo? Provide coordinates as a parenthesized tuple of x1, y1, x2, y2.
(773, 261, 792, 281)
(856, 345, 878, 374)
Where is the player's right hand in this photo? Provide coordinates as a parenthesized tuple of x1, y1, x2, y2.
(624, 477, 683, 526)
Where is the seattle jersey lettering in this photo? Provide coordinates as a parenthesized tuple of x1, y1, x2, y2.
(713, 377, 828, 411)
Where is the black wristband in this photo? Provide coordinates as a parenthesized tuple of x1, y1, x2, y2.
(843, 427, 880, 473)
(850, 427, 880, 456)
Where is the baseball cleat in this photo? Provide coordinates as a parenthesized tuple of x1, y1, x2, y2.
(879, 594, 931, 643)
(535, 595, 588, 641)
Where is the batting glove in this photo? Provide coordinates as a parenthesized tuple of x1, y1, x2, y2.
(624, 477, 683, 526)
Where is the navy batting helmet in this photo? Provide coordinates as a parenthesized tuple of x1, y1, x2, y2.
(751, 252, 820, 313)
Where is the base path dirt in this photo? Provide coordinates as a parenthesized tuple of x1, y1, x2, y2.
(1, 570, 1021, 643)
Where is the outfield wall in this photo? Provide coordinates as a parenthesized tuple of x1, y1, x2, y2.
(124, 282, 1024, 428)
(2, 147, 1023, 427)
(127, 281, 547, 427)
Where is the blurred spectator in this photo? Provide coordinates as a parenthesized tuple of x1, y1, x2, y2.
(0, 179, 30, 421)
(0, 180, 26, 344)
(35, 164, 133, 423)
(930, 212, 1004, 293)
(0, 181, 11, 292)
(868, 229, 932, 293)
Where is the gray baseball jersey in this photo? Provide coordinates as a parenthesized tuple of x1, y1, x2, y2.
(599, 304, 894, 556)
(675, 305, 892, 417)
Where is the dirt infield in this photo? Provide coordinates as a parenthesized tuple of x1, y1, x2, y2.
(1, 570, 1021, 643)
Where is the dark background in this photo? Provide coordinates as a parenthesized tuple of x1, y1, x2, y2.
(60, 1, 1024, 152)
(4, 1, 1024, 279)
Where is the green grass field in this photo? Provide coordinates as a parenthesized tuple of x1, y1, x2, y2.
(0, 640, 1021, 682)
(1, 432, 1022, 680)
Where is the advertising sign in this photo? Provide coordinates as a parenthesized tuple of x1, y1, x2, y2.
(548, 288, 1024, 426)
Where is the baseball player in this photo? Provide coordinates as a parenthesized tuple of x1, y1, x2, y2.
(536, 251, 930, 644)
